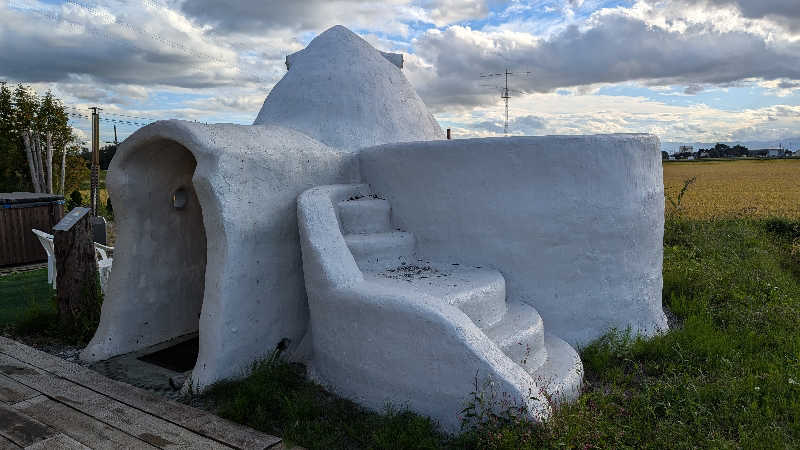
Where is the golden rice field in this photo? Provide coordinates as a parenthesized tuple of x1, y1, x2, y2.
(663, 159, 800, 219)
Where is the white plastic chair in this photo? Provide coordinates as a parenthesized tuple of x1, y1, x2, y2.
(93, 242, 114, 293)
(31, 229, 57, 288)
(31, 229, 114, 293)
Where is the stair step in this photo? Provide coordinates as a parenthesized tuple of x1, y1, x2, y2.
(531, 334, 583, 403)
(345, 232, 415, 271)
(368, 264, 507, 328)
(337, 198, 392, 234)
(485, 302, 547, 374)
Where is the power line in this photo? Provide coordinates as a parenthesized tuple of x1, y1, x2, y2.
(69, 112, 152, 127)
(66, 105, 168, 125)
(103, 111, 162, 122)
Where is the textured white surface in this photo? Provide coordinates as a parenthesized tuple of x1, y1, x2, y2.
(344, 231, 416, 271)
(82, 120, 359, 390)
(368, 264, 507, 328)
(297, 183, 559, 432)
(360, 134, 668, 346)
(254, 25, 443, 151)
(337, 198, 391, 234)
(85, 26, 662, 427)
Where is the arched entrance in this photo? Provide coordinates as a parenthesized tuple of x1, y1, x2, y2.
(83, 138, 207, 382)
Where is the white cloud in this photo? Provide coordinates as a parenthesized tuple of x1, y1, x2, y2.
(443, 91, 800, 144)
(407, 5, 800, 112)
(179, 0, 494, 36)
(0, 0, 797, 146)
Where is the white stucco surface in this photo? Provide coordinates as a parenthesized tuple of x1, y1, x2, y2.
(82, 120, 359, 389)
(253, 25, 443, 151)
(85, 24, 667, 430)
(84, 25, 451, 390)
(298, 183, 580, 432)
(359, 134, 668, 346)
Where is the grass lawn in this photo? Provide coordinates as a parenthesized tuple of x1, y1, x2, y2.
(0, 268, 99, 343)
(206, 218, 800, 449)
(0, 269, 55, 329)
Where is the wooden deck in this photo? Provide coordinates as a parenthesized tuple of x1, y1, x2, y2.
(0, 336, 284, 449)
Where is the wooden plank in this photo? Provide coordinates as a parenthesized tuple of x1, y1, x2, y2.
(0, 354, 231, 450)
(14, 395, 157, 450)
(0, 374, 39, 405)
(0, 210, 8, 266)
(23, 434, 90, 450)
(0, 403, 58, 447)
(0, 337, 282, 449)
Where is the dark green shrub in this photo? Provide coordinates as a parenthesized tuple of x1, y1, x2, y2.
(68, 190, 83, 210)
(764, 217, 800, 239)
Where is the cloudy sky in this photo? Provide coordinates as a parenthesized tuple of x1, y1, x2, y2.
(1, 0, 799, 150)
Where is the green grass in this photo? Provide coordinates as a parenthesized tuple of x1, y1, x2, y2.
(206, 357, 446, 449)
(206, 218, 800, 449)
(0, 267, 102, 344)
(0, 269, 56, 328)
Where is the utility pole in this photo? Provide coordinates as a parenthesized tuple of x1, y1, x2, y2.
(90, 107, 101, 217)
(480, 69, 531, 136)
(113, 124, 118, 146)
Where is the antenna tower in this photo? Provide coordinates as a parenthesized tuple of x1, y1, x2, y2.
(480, 68, 531, 136)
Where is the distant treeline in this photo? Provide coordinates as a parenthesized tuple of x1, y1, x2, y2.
(675, 143, 750, 159)
(80, 144, 117, 171)
(664, 143, 796, 160)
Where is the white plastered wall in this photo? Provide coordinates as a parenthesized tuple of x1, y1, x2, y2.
(82, 120, 360, 389)
(359, 134, 668, 346)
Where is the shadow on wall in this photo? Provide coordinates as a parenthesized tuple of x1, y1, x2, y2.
(83, 139, 206, 370)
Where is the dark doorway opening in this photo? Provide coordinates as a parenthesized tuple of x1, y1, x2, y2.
(138, 336, 199, 373)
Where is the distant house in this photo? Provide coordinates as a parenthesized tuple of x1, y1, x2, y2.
(748, 149, 790, 157)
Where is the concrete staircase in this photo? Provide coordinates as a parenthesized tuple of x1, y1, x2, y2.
(336, 193, 582, 397)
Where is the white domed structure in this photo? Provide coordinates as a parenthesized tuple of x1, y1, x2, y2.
(254, 25, 443, 150)
(85, 24, 667, 433)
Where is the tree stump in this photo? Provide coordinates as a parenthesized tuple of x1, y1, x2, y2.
(53, 207, 101, 330)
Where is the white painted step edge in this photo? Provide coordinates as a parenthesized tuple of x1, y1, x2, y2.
(345, 231, 416, 271)
(337, 198, 392, 234)
(531, 333, 584, 404)
(485, 302, 547, 374)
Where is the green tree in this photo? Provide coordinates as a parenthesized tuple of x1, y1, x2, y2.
(0, 83, 79, 194)
(0, 82, 28, 191)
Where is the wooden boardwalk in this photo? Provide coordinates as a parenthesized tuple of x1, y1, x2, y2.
(0, 336, 284, 449)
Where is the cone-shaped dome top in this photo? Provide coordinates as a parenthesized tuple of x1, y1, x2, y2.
(253, 25, 443, 151)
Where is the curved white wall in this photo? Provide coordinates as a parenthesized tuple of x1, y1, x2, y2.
(359, 134, 667, 346)
(83, 120, 359, 389)
(82, 139, 207, 362)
